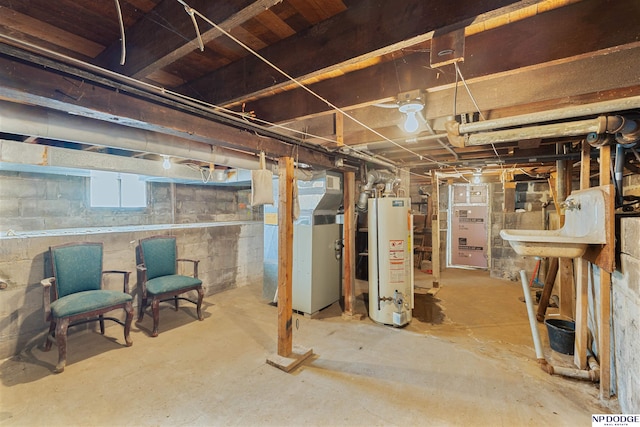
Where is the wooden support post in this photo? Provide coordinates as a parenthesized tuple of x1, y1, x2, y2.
(574, 141, 591, 369)
(558, 258, 574, 319)
(335, 112, 344, 146)
(536, 257, 559, 322)
(277, 156, 294, 357)
(343, 171, 357, 316)
(431, 171, 440, 287)
(267, 156, 313, 372)
(555, 154, 574, 318)
(598, 145, 612, 399)
(503, 181, 516, 213)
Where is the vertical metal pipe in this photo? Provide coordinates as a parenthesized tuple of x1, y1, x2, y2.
(614, 144, 625, 207)
(556, 144, 567, 203)
(520, 270, 545, 361)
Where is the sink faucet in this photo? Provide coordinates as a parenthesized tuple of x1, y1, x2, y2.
(561, 198, 581, 211)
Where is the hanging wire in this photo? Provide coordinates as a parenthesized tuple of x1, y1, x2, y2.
(453, 63, 459, 118)
(454, 62, 503, 166)
(177, 0, 204, 52)
(454, 62, 484, 121)
(114, 0, 126, 65)
(174, 0, 446, 167)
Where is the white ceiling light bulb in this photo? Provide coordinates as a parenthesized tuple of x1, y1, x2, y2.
(162, 155, 171, 170)
(399, 101, 424, 133)
(472, 169, 482, 184)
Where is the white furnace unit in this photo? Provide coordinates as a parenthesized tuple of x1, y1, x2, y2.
(368, 197, 414, 326)
(263, 171, 342, 315)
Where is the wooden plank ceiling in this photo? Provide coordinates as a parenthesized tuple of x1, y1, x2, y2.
(1, 0, 639, 181)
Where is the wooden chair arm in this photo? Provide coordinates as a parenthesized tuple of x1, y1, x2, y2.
(177, 258, 199, 278)
(41, 277, 54, 322)
(103, 270, 131, 294)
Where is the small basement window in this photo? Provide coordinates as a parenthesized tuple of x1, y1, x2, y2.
(90, 170, 147, 208)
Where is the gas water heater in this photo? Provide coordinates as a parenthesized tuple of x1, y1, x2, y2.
(368, 197, 414, 326)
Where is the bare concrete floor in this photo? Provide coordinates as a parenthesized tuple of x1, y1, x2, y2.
(1, 268, 620, 426)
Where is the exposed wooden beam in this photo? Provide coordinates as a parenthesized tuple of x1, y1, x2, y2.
(0, 6, 104, 59)
(182, 0, 524, 104)
(0, 54, 336, 169)
(95, 0, 282, 77)
(243, 0, 640, 124)
(259, 44, 640, 127)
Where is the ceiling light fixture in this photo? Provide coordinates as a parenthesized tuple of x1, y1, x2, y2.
(162, 155, 171, 170)
(472, 168, 482, 184)
(398, 100, 424, 133)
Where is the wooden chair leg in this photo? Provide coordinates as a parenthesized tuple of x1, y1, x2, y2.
(151, 298, 160, 337)
(55, 318, 70, 373)
(173, 296, 179, 311)
(124, 302, 133, 347)
(196, 287, 204, 321)
(44, 321, 56, 351)
(99, 314, 105, 334)
(138, 296, 147, 322)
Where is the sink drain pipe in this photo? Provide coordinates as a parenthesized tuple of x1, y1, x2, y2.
(519, 270, 600, 382)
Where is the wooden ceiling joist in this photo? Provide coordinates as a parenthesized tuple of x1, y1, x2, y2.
(181, 0, 523, 105)
(244, 0, 640, 125)
(96, 0, 284, 78)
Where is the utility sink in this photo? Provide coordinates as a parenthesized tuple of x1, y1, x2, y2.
(500, 187, 608, 258)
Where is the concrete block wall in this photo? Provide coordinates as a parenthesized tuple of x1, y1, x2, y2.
(0, 171, 174, 231)
(612, 217, 640, 412)
(0, 171, 259, 233)
(489, 182, 548, 281)
(175, 185, 256, 223)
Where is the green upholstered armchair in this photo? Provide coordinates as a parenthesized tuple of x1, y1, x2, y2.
(41, 242, 133, 373)
(137, 236, 204, 337)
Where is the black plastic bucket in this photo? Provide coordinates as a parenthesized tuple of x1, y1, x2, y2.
(544, 318, 575, 355)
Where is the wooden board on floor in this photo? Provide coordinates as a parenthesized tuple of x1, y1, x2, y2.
(267, 345, 313, 373)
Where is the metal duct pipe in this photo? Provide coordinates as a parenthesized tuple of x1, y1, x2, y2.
(339, 147, 397, 170)
(356, 169, 399, 211)
(0, 101, 263, 170)
(615, 143, 625, 207)
(0, 35, 313, 152)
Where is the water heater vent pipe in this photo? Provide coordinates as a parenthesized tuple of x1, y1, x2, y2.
(356, 169, 399, 211)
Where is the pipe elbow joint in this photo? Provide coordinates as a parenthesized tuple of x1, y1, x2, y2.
(538, 359, 554, 375)
(445, 120, 465, 148)
(356, 192, 369, 212)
